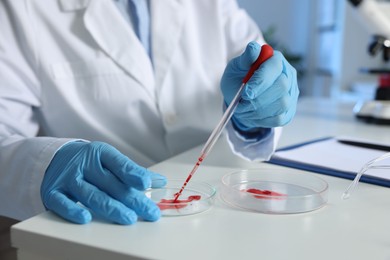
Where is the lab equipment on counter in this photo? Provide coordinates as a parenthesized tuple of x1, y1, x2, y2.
(349, 0, 390, 124)
(354, 69, 390, 124)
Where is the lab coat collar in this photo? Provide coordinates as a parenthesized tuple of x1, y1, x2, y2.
(151, 0, 185, 89)
(83, 0, 155, 98)
(58, 0, 185, 98)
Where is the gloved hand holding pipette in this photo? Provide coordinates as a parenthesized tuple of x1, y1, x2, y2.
(221, 41, 299, 133)
(41, 141, 167, 224)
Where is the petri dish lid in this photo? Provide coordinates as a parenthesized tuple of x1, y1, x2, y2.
(221, 169, 328, 214)
(145, 179, 216, 216)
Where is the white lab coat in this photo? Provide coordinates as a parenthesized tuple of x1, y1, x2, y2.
(0, 0, 280, 220)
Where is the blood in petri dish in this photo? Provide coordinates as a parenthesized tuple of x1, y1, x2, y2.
(173, 156, 204, 201)
(158, 195, 201, 210)
(244, 188, 287, 200)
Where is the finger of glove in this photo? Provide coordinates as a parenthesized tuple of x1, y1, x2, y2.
(234, 98, 257, 114)
(254, 71, 291, 110)
(234, 76, 297, 128)
(238, 41, 261, 70)
(220, 42, 260, 105)
(241, 51, 285, 101)
(254, 61, 299, 124)
(44, 190, 92, 224)
(96, 142, 151, 190)
(234, 74, 290, 121)
(115, 187, 161, 222)
(150, 172, 167, 188)
(72, 179, 138, 225)
(236, 53, 297, 114)
(90, 168, 161, 221)
(235, 78, 287, 114)
(254, 102, 297, 127)
(234, 100, 288, 128)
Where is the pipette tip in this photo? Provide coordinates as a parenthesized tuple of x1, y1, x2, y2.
(341, 192, 350, 200)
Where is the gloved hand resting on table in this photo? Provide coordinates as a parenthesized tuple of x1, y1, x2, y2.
(41, 141, 167, 224)
(221, 41, 299, 136)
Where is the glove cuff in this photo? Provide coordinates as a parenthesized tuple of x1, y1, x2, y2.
(231, 117, 272, 141)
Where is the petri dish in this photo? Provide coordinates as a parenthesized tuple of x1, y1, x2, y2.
(221, 169, 328, 214)
(145, 180, 216, 216)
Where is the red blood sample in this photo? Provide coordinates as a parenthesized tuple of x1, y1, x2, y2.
(158, 195, 202, 210)
(245, 188, 287, 200)
(173, 156, 204, 201)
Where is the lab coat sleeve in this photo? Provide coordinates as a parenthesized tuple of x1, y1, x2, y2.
(0, 138, 75, 220)
(0, 2, 74, 220)
(220, 0, 278, 161)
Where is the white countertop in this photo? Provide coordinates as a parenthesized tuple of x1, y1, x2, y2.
(11, 98, 390, 260)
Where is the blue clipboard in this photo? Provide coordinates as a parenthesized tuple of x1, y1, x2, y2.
(268, 137, 390, 188)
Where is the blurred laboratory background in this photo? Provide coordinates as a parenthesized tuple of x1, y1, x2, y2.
(237, 0, 390, 101)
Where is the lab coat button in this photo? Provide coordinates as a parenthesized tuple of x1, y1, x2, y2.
(164, 114, 177, 125)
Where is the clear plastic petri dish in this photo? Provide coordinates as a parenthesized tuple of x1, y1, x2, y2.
(221, 169, 328, 214)
(145, 180, 216, 216)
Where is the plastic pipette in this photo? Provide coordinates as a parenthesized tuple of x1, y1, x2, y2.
(173, 44, 274, 201)
(342, 152, 390, 199)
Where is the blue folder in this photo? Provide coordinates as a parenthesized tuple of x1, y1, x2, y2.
(268, 137, 390, 188)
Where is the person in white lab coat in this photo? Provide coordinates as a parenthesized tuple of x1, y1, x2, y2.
(0, 0, 299, 227)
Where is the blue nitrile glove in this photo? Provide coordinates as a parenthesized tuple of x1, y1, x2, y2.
(41, 141, 167, 225)
(221, 41, 299, 134)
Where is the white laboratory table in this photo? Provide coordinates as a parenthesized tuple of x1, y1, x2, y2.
(11, 98, 390, 260)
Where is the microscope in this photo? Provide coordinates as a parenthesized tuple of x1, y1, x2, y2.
(349, 0, 390, 124)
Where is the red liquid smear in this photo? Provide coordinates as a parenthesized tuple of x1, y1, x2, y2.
(158, 195, 202, 210)
(244, 188, 287, 200)
(173, 155, 204, 201)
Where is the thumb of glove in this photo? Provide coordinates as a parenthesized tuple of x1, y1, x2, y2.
(238, 41, 261, 70)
